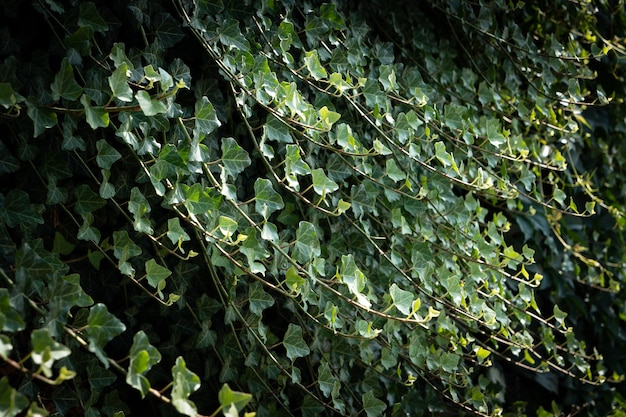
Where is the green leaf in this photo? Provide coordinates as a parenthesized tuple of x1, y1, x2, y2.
(283, 323, 310, 361)
(112, 230, 142, 276)
(74, 184, 106, 215)
(434, 141, 459, 174)
(86, 303, 126, 367)
(127, 331, 161, 398)
(31, 328, 71, 378)
(311, 168, 339, 197)
(128, 187, 153, 234)
(0, 83, 18, 109)
(0, 288, 25, 332)
(304, 50, 328, 80)
(486, 118, 506, 146)
(218, 383, 252, 413)
(26, 101, 58, 137)
(254, 178, 284, 219)
(440, 352, 461, 373)
(108, 63, 133, 102)
(135, 90, 167, 116)
(362, 391, 386, 417)
(145, 259, 172, 289)
(87, 360, 117, 390)
(218, 215, 238, 239)
(443, 103, 466, 130)
(167, 217, 191, 247)
(248, 281, 275, 316)
(219, 19, 249, 51)
(51, 58, 83, 101)
(0, 377, 29, 417)
(78, 2, 108, 32)
(221, 137, 251, 179)
(390, 283, 414, 316)
(80, 94, 110, 129)
(171, 357, 201, 417)
(194, 96, 221, 138)
(292, 221, 320, 264)
(0, 189, 44, 228)
(96, 139, 122, 170)
(0, 141, 19, 175)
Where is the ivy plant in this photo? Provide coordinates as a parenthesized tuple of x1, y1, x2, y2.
(1, 0, 626, 416)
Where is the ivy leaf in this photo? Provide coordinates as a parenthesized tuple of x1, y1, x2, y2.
(145, 259, 171, 289)
(0, 141, 19, 175)
(166, 217, 191, 247)
(283, 323, 310, 361)
(0, 288, 25, 332)
(78, 2, 108, 32)
(112, 230, 142, 277)
(96, 139, 122, 170)
(362, 391, 386, 417)
(311, 168, 339, 197)
(87, 360, 117, 390)
(292, 221, 320, 264)
(248, 281, 275, 316)
(304, 50, 327, 80)
(434, 141, 459, 174)
(221, 137, 251, 179)
(194, 96, 221, 138)
(86, 303, 126, 367)
(108, 63, 133, 102)
(218, 19, 249, 51)
(31, 328, 71, 378)
(51, 58, 83, 101)
(390, 283, 414, 316)
(0, 83, 18, 109)
(0, 377, 29, 417)
(127, 331, 162, 398)
(80, 94, 110, 129)
(254, 178, 284, 219)
(26, 101, 58, 137)
(0, 189, 44, 228)
(218, 383, 252, 413)
(136, 90, 167, 116)
(74, 184, 106, 215)
(171, 357, 201, 417)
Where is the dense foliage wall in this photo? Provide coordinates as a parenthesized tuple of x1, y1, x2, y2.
(1, 1, 626, 416)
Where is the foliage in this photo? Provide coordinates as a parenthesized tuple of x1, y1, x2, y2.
(1, 0, 626, 416)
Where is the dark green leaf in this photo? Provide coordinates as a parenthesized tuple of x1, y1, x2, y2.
(254, 178, 284, 219)
(74, 184, 106, 215)
(221, 137, 251, 179)
(362, 391, 386, 417)
(96, 140, 122, 170)
(51, 58, 83, 101)
(218, 19, 249, 51)
(194, 96, 221, 138)
(78, 2, 108, 32)
(248, 281, 275, 316)
(0, 189, 44, 228)
(86, 303, 126, 367)
(292, 221, 320, 264)
(283, 323, 310, 361)
(26, 101, 58, 137)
